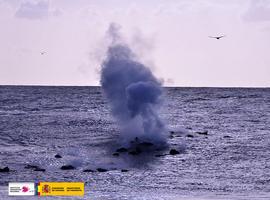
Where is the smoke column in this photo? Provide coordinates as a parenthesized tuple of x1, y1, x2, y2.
(101, 23, 167, 146)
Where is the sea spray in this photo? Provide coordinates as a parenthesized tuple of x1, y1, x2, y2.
(100, 23, 167, 147)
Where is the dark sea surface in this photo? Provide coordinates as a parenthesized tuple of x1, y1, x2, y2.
(0, 86, 269, 200)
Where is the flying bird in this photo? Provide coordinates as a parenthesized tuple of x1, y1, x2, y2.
(209, 35, 226, 40)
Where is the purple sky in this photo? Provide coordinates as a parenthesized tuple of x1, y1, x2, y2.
(0, 0, 269, 87)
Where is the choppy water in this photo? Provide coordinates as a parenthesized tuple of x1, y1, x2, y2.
(0, 86, 269, 200)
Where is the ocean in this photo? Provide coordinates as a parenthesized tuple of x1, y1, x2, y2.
(0, 86, 269, 199)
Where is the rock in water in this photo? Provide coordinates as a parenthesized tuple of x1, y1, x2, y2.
(60, 165, 75, 170)
(169, 149, 180, 155)
(55, 154, 62, 158)
(25, 164, 39, 169)
(121, 169, 129, 172)
(196, 131, 208, 135)
(112, 152, 120, 156)
(116, 147, 128, 153)
(34, 168, 45, 172)
(97, 168, 108, 172)
(128, 147, 142, 155)
(128, 151, 140, 155)
(25, 164, 45, 171)
(0, 167, 9, 172)
(138, 142, 154, 147)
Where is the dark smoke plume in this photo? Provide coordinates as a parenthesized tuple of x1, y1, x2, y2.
(101, 23, 167, 146)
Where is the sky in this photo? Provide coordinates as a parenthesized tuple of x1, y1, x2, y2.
(0, 0, 269, 87)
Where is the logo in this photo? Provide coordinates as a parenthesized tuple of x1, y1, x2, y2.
(42, 184, 51, 193)
(9, 182, 35, 196)
(9, 182, 84, 196)
(38, 182, 84, 196)
(22, 186, 29, 193)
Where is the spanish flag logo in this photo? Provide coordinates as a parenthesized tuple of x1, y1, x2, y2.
(37, 182, 84, 196)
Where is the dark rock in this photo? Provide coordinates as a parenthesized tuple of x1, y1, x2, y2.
(97, 168, 108, 172)
(169, 149, 180, 155)
(121, 169, 129, 172)
(60, 165, 75, 170)
(83, 169, 95, 172)
(187, 134, 194, 138)
(196, 131, 208, 135)
(25, 164, 45, 172)
(34, 168, 45, 172)
(138, 142, 154, 147)
(112, 152, 119, 156)
(128, 147, 142, 155)
(223, 135, 231, 138)
(128, 151, 139, 155)
(55, 154, 62, 158)
(25, 164, 39, 169)
(0, 167, 9, 172)
(116, 147, 128, 153)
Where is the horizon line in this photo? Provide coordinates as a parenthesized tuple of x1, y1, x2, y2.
(0, 84, 269, 89)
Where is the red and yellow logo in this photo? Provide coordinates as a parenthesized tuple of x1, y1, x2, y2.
(38, 182, 84, 196)
(42, 184, 51, 193)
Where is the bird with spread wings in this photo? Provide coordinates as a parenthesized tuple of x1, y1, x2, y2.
(209, 35, 226, 40)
